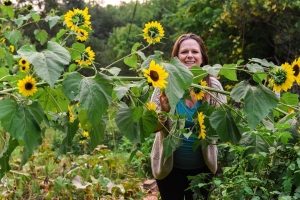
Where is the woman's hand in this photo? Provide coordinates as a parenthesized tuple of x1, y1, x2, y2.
(160, 90, 170, 112)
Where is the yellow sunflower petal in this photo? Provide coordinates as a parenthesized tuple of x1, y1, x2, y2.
(143, 60, 168, 88)
(146, 102, 157, 111)
(271, 62, 295, 92)
(17, 76, 38, 97)
(142, 21, 164, 44)
(197, 112, 206, 139)
(292, 58, 300, 85)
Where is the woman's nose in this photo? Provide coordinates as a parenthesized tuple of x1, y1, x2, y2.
(187, 51, 193, 57)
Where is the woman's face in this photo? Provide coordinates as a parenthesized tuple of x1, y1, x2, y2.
(178, 39, 202, 69)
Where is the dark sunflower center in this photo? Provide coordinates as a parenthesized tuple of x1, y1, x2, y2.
(73, 14, 85, 26)
(293, 64, 299, 76)
(193, 88, 201, 94)
(4, 0, 12, 6)
(22, 60, 26, 64)
(148, 27, 159, 37)
(150, 70, 159, 81)
(273, 69, 287, 85)
(22, 67, 26, 70)
(25, 82, 33, 90)
(27, 4, 33, 10)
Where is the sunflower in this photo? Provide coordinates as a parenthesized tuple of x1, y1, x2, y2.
(197, 112, 206, 139)
(76, 29, 88, 43)
(191, 80, 207, 100)
(83, 130, 89, 137)
(291, 58, 300, 85)
(143, 60, 168, 88)
(68, 105, 76, 122)
(270, 62, 294, 93)
(225, 85, 233, 91)
(64, 7, 92, 32)
(146, 102, 157, 111)
(9, 45, 14, 53)
(75, 46, 95, 66)
(17, 76, 38, 97)
(142, 21, 164, 44)
(19, 58, 30, 73)
(3, 0, 12, 6)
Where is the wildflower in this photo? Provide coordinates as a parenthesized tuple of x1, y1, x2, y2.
(75, 46, 95, 66)
(0, 38, 5, 43)
(19, 58, 30, 73)
(270, 63, 294, 92)
(191, 80, 207, 100)
(142, 21, 164, 44)
(146, 102, 157, 111)
(17, 76, 38, 97)
(143, 60, 168, 88)
(76, 29, 88, 43)
(64, 7, 92, 32)
(291, 58, 300, 85)
(197, 112, 206, 139)
(9, 45, 14, 53)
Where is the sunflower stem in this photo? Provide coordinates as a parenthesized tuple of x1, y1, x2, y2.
(278, 102, 300, 112)
(102, 43, 151, 71)
(191, 84, 230, 95)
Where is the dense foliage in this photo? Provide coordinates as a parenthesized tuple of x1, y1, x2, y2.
(0, 0, 300, 199)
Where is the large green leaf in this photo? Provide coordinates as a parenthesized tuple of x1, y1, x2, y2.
(230, 81, 250, 102)
(0, 138, 19, 179)
(115, 107, 157, 144)
(34, 29, 48, 45)
(240, 132, 272, 156)
(69, 42, 85, 60)
(17, 41, 71, 87)
(57, 120, 80, 157)
(115, 108, 140, 143)
(190, 66, 207, 84)
(278, 92, 299, 113)
(163, 131, 182, 162)
(114, 85, 130, 100)
(45, 15, 60, 29)
(78, 73, 112, 125)
(244, 84, 279, 130)
(202, 64, 222, 77)
(0, 5, 14, 18)
(124, 54, 137, 68)
(246, 63, 264, 73)
(163, 57, 193, 110)
(5, 30, 21, 45)
(62, 72, 83, 101)
(0, 100, 44, 154)
(139, 110, 158, 143)
(209, 110, 241, 144)
(35, 85, 70, 113)
(219, 64, 238, 81)
(89, 117, 107, 151)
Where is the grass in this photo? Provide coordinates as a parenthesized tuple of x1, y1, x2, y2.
(0, 127, 153, 199)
